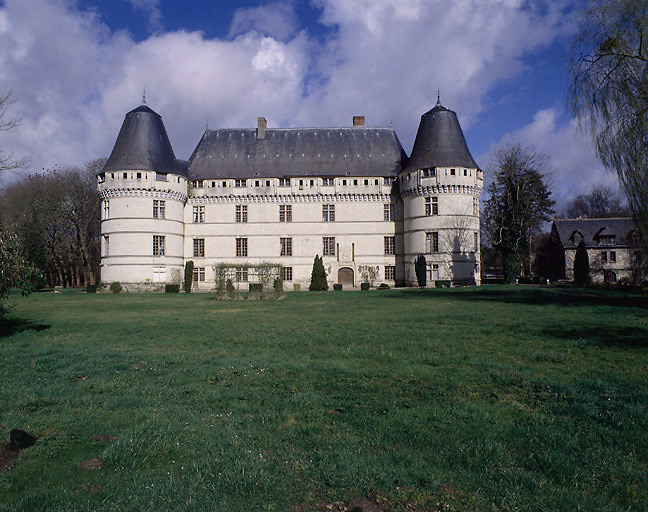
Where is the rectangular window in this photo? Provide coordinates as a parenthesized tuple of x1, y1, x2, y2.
(236, 268, 248, 282)
(384, 176, 396, 185)
(280, 237, 292, 256)
(193, 205, 205, 223)
(602, 251, 608, 262)
(103, 200, 110, 219)
(322, 204, 335, 222)
(385, 265, 395, 281)
(123, 172, 128, 179)
(384, 236, 395, 255)
(450, 168, 456, 175)
(610, 251, 616, 263)
(279, 178, 290, 186)
(153, 235, 165, 256)
(235, 204, 248, 223)
(426, 232, 439, 253)
(322, 177, 334, 186)
(103, 235, 109, 257)
(279, 204, 292, 222)
(473, 197, 478, 215)
(474, 232, 479, 252)
(235, 179, 246, 188)
(193, 180, 203, 188)
(193, 267, 205, 282)
(236, 238, 248, 257)
(425, 197, 438, 216)
(137, 172, 141, 179)
(283, 267, 293, 281)
(153, 199, 165, 219)
(323, 236, 335, 256)
(193, 238, 205, 257)
(384, 204, 395, 221)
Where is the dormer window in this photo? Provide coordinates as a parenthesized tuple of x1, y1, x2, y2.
(598, 235, 616, 245)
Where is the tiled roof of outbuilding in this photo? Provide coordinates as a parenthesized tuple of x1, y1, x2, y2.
(187, 127, 406, 179)
(405, 102, 479, 172)
(553, 218, 637, 249)
(101, 104, 185, 176)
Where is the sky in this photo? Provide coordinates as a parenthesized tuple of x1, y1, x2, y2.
(0, 0, 622, 211)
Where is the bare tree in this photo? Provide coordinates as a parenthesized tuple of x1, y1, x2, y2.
(568, 0, 648, 247)
(565, 185, 630, 218)
(0, 91, 29, 176)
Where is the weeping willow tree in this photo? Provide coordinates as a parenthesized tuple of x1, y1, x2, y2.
(568, 0, 648, 249)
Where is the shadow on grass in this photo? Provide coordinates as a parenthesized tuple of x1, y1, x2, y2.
(542, 323, 648, 349)
(0, 317, 51, 338)
(382, 286, 648, 309)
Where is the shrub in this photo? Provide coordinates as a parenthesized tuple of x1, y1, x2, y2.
(309, 255, 328, 291)
(333, 283, 342, 291)
(110, 282, 122, 294)
(377, 283, 390, 290)
(184, 261, 194, 293)
(415, 254, 427, 287)
(358, 265, 379, 287)
(360, 282, 370, 290)
(273, 277, 283, 294)
(249, 283, 263, 292)
(574, 241, 590, 287)
(86, 284, 97, 293)
(435, 280, 451, 288)
(293, 283, 301, 292)
(165, 284, 180, 293)
(226, 279, 235, 294)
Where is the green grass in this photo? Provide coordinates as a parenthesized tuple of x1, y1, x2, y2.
(0, 286, 646, 511)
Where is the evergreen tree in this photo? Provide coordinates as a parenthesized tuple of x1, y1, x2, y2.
(184, 260, 194, 293)
(573, 241, 590, 287)
(21, 207, 46, 288)
(414, 254, 427, 287)
(309, 255, 328, 291)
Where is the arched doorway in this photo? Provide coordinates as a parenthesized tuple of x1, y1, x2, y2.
(604, 270, 617, 283)
(338, 267, 354, 287)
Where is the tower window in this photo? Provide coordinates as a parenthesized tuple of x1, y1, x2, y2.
(426, 232, 439, 253)
(153, 235, 165, 256)
(153, 199, 165, 219)
(425, 197, 438, 216)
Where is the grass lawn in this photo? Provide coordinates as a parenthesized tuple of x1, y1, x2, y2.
(0, 286, 646, 511)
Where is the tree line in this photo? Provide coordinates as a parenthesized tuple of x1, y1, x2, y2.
(0, 160, 103, 288)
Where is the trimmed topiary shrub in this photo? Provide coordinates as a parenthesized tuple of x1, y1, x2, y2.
(86, 284, 97, 293)
(333, 284, 342, 291)
(360, 282, 370, 290)
(309, 255, 328, 291)
(165, 284, 180, 293)
(415, 254, 427, 287)
(435, 280, 451, 288)
(184, 261, 194, 293)
(293, 283, 301, 291)
(574, 241, 590, 287)
(110, 282, 122, 294)
(377, 283, 390, 290)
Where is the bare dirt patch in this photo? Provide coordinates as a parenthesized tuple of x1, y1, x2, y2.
(0, 442, 19, 473)
(80, 457, 103, 471)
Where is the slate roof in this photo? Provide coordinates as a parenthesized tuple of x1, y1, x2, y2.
(405, 101, 479, 172)
(553, 218, 637, 249)
(187, 127, 406, 179)
(102, 104, 185, 175)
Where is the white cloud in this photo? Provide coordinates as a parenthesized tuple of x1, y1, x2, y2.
(126, 0, 163, 32)
(0, 0, 581, 188)
(481, 107, 620, 212)
(228, 1, 298, 41)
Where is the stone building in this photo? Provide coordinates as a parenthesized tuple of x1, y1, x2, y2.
(537, 218, 643, 283)
(97, 98, 483, 291)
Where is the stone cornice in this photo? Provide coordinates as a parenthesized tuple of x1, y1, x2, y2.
(400, 184, 482, 197)
(99, 188, 188, 203)
(187, 193, 394, 204)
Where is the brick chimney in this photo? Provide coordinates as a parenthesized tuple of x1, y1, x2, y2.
(257, 117, 267, 139)
(353, 116, 365, 127)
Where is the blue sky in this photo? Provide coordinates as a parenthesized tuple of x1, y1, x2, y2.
(0, 0, 619, 209)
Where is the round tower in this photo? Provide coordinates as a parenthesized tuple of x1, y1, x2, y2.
(97, 103, 188, 291)
(401, 98, 483, 286)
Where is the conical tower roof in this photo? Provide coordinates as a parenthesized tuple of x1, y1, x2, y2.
(405, 99, 479, 172)
(101, 103, 182, 175)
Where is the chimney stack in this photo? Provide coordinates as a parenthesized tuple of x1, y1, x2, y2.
(257, 117, 267, 139)
(353, 116, 365, 127)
